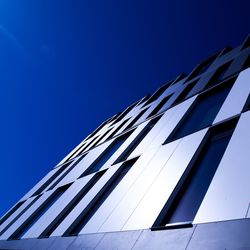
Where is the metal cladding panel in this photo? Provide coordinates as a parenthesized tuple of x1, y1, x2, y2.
(80, 147, 160, 234)
(128, 107, 176, 158)
(0, 191, 54, 240)
(123, 129, 208, 231)
(97, 140, 181, 233)
(213, 68, 250, 124)
(50, 164, 123, 237)
(0, 196, 38, 233)
(194, 112, 250, 224)
(20, 168, 59, 201)
(147, 96, 197, 148)
(22, 175, 93, 238)
(50, 142, 113, 188)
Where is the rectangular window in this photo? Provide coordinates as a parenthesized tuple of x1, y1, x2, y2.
(115, 115, 162, 164)
(48, 154, 88, 191)
(63, 158, 138, 236)
(172, 80, 198, 106)
(0, 201, 25, 227)
(82, 130, 133, 176)
(206, 61, 232, 88)
(32, 161, 74, 196)
(9, 184, 70, 240)
(142, 80, 174, 107)
(165, 81, 233, 143)
(40, 170, 107, 237)
(154, 118, 238, 227)
(106, 119, 130, 140)
(0, 196, 41, 236)
(124, 109, 148, 130)
(147, 95, 173, 118)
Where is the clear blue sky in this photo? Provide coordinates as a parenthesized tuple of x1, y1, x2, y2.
(0, 0, 249, 216)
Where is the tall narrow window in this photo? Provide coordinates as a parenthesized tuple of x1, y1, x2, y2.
(115, 115, 162, 164)
(165, 82, 233, 143)
(106, 119, 130, 140)
(0, 196, 41, 236)
(40, 170, 107, 237)
(142, 80, 174, 107)
(32, 161, 74, 196)
(0, 201, 25, 227)
(48, 154, 88, 191)
(154, 118, 238, 227)
(82, 130, 133, 176)
(125, 109, 148, 130)
(147, 95, 173, 118)
(206, 61, 232, 88)
(172, 80, 198, 106)
(9, 184, 70, 240)
(64, 158, 138, 236)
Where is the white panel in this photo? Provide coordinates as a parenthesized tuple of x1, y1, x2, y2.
(22, 175, 93, 238)
(123, 129, 208, 231)
(0, 191, 54, 240)
(79, 147, 160, 234)
(50, 164, 123, 237)
(194, 112, 250, 224)
(213, 68, 250, 124)
(147, 96, 197, 148)
(0, 197, 38, 233)
(97, 140, 181, 233)
(20, 168, 58, 201)
(51, 141, 113, 188)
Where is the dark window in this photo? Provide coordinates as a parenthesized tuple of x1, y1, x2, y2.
(88, 128, 113, 150)
(142, 80, 174, 107)
(125, 109, 148, 130)
(64, 158, 138, 236)
(0, 201, 25, 227)
(243, 94, 250, 112)
(165, 82, 233, 143)
(40, 170, 107, 237)
(154, 118, 238, 227)
(172, 80, 198, 106)
(32, 161, 73, 196)
(243, 55, 250, 70)
(187, 53, 218, 80)
(115, 115, 162, 164)
(206, 61, 232, 88)
(114, 101, 139, 123)
(9, 184, 70, 240)
(0, 196, 41, 237)
(147, 95, 173, 118)
(82, 131, 133, 176)
(107, 119, 130, 140)
(48, 154, 88, 191)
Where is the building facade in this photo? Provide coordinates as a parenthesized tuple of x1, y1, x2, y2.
(0, 35, 250, 249)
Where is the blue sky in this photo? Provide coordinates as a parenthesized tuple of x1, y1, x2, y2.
(0, 0, 249, 216)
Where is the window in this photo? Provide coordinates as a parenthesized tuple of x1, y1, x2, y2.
(63, 158, 138, 236)
(187, 53, 218, 80)
(165, 82, 233, 143)
(0, 196, 41, 237)
(82, 131, 133, 176)
(142, 80, 174, 107)
(0, 201, 25, 227)
(32, 161, 74, 196)
(115, 115, 162, 164)
(40, 170, 107, 237)
(114, 101, 139, 123)
(153, 118, 238, 227)
(48, 154, 88, 191)
(206, 61, 232, 88)
(147, 94, 173, 118)
(172, 80, 198, 106)
(124, 109, 148, 130)
(9, 184, 70, 240)
(106, 119, 130, 140)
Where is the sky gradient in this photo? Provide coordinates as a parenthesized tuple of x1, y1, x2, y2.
(0, 0, 249, 216)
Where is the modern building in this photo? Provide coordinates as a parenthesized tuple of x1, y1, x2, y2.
(0, 35, 250, 250)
